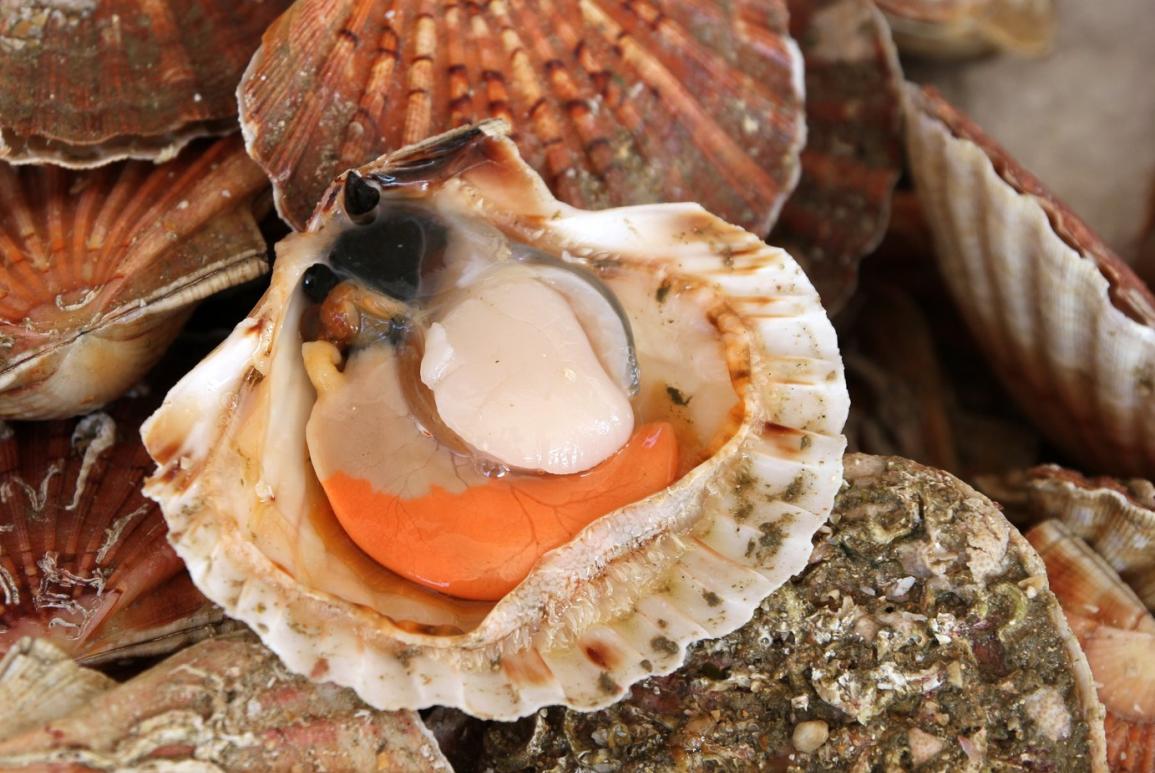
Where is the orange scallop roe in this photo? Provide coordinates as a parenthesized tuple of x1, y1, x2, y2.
(321, 422, 679, 601)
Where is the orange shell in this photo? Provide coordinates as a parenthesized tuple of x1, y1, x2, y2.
(238, 0, 805, 233)
(0, 0, 292, 167)
(0, 388, 223, 665)
(772, 0, 904, 313)
(0, 136, 269, 419)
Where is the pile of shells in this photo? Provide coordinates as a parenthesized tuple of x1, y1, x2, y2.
(0, 0, 1151, 769)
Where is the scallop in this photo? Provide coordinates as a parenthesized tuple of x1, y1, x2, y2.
(142, 121, 848, 719)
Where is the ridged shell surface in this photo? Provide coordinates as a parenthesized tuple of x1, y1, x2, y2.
(239, 0, 806, 234)
(772, 0, 903, 313)
(875, 0, 1054, 57)
(0, 389, 223, 664)
(904, 85, 1155, 480)
(142, 121, 848, 720)
(0, 0, 292, 167)
(0, 136, 269, 419)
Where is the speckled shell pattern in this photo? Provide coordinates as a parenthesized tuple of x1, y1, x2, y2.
(874, 0, 1054, 58)
(904, 85, 1155, 480)
(142, 122, 848, 720)
(0, 391, 222, 665)
(0, 136, 269, 420)
(0, 0, 292, 167)
(238, 0, 806, 234)
(1028, 521, 1155, 772)
(772, 0, 904, 313)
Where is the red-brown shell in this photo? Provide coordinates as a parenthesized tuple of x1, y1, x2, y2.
(239, 0, 805, 234)
(0, 136, 269, 419)
(0, 0, 292, 167)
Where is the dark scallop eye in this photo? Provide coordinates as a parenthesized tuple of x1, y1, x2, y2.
(329, 207, 447, 302)
(343, 171, 380, 224)
(302, 263, 341, 303)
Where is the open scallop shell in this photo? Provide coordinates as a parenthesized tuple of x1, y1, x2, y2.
(875, 0, 1055, 58)
(0, 389, 225, 664)
(0, 0, 291, 167)
(0, 636, 452, 771)
(904, 85, 1155, 480)
(771, 0, 904, 313)
(238, 0, 805, 234)
(1028, 520, 1155, 771)
(0, 136, 270, 419)
(142, 121, 847, 720)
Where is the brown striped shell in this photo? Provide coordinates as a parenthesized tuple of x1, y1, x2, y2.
(0, 0, 292, 167)
(0, 137, 269, 419)
(771, 0, 904, 314)
(238, 0, 805, 234)
(875, 0, 1054, 58)
(0, 386, 224, 664)
(1028, 520, 1155, 772)
(904, 85, 1155, 480)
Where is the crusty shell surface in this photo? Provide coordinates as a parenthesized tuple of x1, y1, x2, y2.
(142, 121, 848, 720)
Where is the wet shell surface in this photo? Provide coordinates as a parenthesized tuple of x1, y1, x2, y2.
(0, 136, 269, 420)
(875, 0, 1054, 58)
(239, 0, 806, 234)
(1027, 520, 1155, 772)
(475, 456, 1107, 771)
(0, 0, 292, 167)
(142, 121, 848, 719)
(771, 0, 904, 313)
(904, 85, 1155, 480)
(0, 635, 452, 771)
(0, 387, 225, 664)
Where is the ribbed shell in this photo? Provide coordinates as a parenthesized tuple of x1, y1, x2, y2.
(0, 636, 452, 771)
(904, 85, 1155, 480)
(238, 0, 805, 234)
(0, 136, 269, 419)
(771, 0, 903, 314)
(0, 389, 222, 665)
(875, 0, 1054, 58)
(0, 638, 114, 743)
(143, 121, 848, 720)
(0, 0, 292, 167)
(1028, 520, 1155, 772)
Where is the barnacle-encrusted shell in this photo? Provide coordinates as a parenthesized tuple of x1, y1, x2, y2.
(477, 456, 1107, 770)
(238, 0, 805, 234)
(0, 389, 224, 664)
(1028, 520, 1155, 772)
(142, 121, 847, 719)
(0, 636, 452, 771)
(772, 0, 904, 313)
(0, 137, 269, 419)
(0, 0, 291, 167)
(875, 0, 1054, 58)
(904, 85, 1155, 479)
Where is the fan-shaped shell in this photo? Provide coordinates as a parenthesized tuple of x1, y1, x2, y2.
(1028, 520, 1155, 772)
(0, 638, 114, 742)
(479, 455, 1107, 770)
(904, 85, 1155, 480)
(0, 636, 452, 771)
(238, 0, 805, 234)
(875, 0, 1054, 58)
(0, 136, 270, 419)
(0, 0, 292, 167)
(0, 388, 223, 664)
(142, 121, 847, 720)
(771, 0, 904, 313)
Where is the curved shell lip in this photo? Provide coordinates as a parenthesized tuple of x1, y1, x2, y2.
(144, 121, 848, 719)
(0, 119, 241, 170)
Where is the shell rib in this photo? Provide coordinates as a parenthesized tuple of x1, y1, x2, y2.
(875, 0, 1054, 58)
(771, 0, 904, 313)
(0, 638, 114, 743)
(904, 85, 1155, 480)
(238, 0, 805, 234)
(0, 0, 292, 167)
(1028, 520, 1155, 772)
(142, 121, 848, 720)
(0, 136, 270, 419)
(0, 388, 224, 664)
